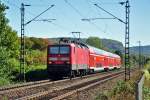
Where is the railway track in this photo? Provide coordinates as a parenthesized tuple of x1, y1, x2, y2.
(0, 79, 50, 91)
(18, 70, 126, 100)
(0, 68, 132, 100)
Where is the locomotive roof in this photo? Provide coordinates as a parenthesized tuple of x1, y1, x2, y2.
(88, 45, 120, 58)
(49, 38, 120, 58)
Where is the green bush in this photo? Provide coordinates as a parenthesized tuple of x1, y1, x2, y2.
(26, 50, 47, 65)
(111, 80, 134, 96)
(95, 93, 108, 100)
(8, 58, 20, 73)
(0, 77, 10, 86)
(143, 87, 150, 100)
(143, 61, 150, 80)
(0, 47, 11, 78)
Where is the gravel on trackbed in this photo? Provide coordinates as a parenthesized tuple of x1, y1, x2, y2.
(63, 70, 141, 100)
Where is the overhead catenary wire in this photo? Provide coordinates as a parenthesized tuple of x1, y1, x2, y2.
(3, 0, 70, 37)
(2, 0, 39, 18)
(25, 4, 55, 25)
(85, 0, 118, 35)
(86, 0, 116, 35)
(94, 3, 126, 24)
(64, 0, 106, 34)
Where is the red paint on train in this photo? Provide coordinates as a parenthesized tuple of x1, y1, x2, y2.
(47, 39, 121, 78)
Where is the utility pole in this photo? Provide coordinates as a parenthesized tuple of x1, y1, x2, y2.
(20, 3, 25, 81)
(20, 3, 30, 81)
(138, 41, 141, 69)
(92, 0, 130, 81)
(124, 0, 130, 81)
(20, 3, 54, 82)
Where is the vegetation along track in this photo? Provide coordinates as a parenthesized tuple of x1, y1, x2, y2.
(0, 68, 133, 100)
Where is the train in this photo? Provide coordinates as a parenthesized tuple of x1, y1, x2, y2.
(47, 38, 121, 79)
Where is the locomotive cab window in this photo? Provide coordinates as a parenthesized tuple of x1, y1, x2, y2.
(49, 47, 59, 54)
(49, 46, 70, 54)
(60, 46, 70, 54)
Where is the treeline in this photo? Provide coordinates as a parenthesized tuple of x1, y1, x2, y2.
(0, 2, 19, 85)
(25, 37, 53, 65)
(86, 37, 122, 56)
(0, 2, 54, 85)
(85, 37, 150, 67)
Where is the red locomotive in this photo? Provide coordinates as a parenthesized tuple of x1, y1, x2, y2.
(47, 38, 121, 79)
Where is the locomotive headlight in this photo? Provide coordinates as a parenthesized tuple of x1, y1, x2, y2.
(66, 61, 70, 64)
(49, 57, 57, 61)
(48, 61, 52, 64)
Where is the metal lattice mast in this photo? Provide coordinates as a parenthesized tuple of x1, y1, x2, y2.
(20, 3, 25, 81)
(85, 1, 131, 81)
(20, 4, 54, 81)
(125, 0, 130, 81)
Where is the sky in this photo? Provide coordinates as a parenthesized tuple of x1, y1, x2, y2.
(1, 0, 150, 46)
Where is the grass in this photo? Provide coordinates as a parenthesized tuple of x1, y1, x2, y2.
(95, 93, 108, 100)
(26, 64, 46, 72)
(143, 61, 150, 99)
(110, 71, 142, 100)
(0, 64, 47, 86)
(0, 77, 10, 87)
(95, 70, 142, 100)
(143, 87, 150, 100)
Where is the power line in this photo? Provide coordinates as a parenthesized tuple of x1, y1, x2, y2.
(64, 0, 106, 34)
(2, 0, 38, 18)
(94, 1, 123, 5)
(86, 0, 118, 35)
(86, 0, 117, 34)
(64, 0, 84, 17)
(94, 4, 126, 24)
(92, 1, 131, 81)
(25, 4, 55, 25)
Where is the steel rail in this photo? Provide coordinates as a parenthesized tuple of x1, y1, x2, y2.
(17, 69, 132, 100)
(0, 80, 50, 91)
(0, 69, 121, 99)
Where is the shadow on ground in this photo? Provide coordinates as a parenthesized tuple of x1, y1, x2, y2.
(25, 69, 49, 81)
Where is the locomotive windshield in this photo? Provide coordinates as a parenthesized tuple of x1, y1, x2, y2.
(49, 46, 70, 54)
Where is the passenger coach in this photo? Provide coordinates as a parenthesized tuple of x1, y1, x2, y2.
(47, 38, 121, 79)
(88, 46, 121, 72)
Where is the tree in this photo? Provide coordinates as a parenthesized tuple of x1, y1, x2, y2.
(86, 37, 103, 49)
(0, 2, 19, 84)
(25, 37, 34, 50)
(4, 26, 19, 57)
(30, 37, 51, 50)
(0, 2, 19, 58)
(0, 2, 11, 84)
(114, 50, 123, 64)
